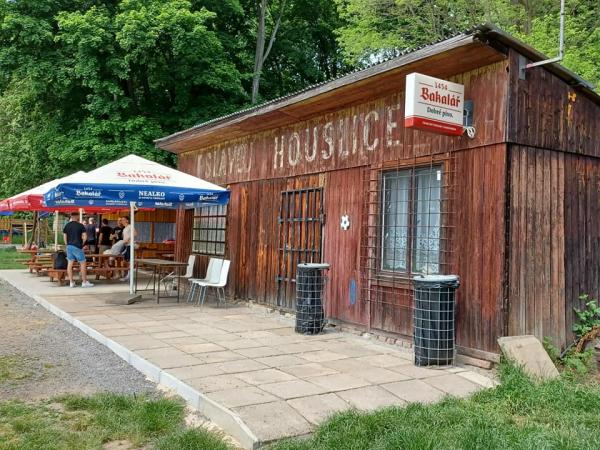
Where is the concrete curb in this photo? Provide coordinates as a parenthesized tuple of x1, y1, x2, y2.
(0, 274, 260, 450)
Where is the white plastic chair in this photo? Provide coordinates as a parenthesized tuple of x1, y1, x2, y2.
(193, 259, 230, 308)
(187, 257, 222, 303)
(161, 254, 196, 295)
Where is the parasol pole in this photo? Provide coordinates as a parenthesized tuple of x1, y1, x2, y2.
(130, 202, 135, 295)
(54, 211, 59, 250)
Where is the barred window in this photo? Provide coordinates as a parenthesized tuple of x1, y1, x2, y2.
(381, 166, 442, 274)
(192, 205, 227, 256)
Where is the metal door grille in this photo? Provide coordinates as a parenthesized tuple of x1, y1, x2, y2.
(276, 188, 324, 310)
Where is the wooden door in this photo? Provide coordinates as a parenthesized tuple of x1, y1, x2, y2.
(276, 188, 324, 310)
(324, 168, 368, 326)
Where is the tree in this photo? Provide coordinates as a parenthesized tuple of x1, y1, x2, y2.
(0, 0, 349, 197)
(0, 0, 248, 196)
(333, 0, 599, 89)
(247, 0, 349, 101)
(251, 0, 287, 103)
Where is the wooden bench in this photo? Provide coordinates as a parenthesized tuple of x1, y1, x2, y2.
(47, 265, 123, 285)
(26, 259, 53, 274)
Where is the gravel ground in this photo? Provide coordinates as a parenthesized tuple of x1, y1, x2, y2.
(0, 280, 158, 401)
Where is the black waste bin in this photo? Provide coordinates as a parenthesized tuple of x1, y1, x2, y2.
(295, 263, 330, 335)
(412, 275, 459, 366)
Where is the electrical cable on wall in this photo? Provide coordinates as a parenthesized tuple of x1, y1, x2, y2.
(464, 126, 476, 139)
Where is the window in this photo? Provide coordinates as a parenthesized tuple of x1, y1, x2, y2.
(134, 222, 152, 242)
(381, 166, 442, 275)
(192, 205, 227, 256)
(153, 222, 175, 243)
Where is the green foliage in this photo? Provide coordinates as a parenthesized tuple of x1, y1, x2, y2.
(542, 295, 600, 378)
(543, 336, 595, 378)
(573, 294, 600, 338)
(0, 0, 347, 198)
(334, 0, 600, 88)
(511, 0, 600, 88)
(562, 349, 595, 377)
(262, 0, 349, 99)
(335, 0, 487, 64)
(271, 361, 600, 450)
(542, 336, 561, 363)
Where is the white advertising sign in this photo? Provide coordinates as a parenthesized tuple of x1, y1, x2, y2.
(404, 73, 465, 136)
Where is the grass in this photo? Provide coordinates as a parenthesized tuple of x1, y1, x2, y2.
(0, 248, 25, 270)
(0, 393, 232, 450)
(1, 364, 599, 449)
(270, 362, 600, 450)
(0, 356, 32, 383)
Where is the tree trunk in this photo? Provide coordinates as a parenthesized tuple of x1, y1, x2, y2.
(251, 0, 287, 104)
(27, 212, 38, 249)
(251, 0, 267, 104)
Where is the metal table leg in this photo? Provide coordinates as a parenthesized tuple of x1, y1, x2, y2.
(156, 266, 160, 303)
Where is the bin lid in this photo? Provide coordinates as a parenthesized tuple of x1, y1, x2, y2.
(298, 263, 330, 269)
(412, 275, 458, 282)
(412, 274, 460, 288)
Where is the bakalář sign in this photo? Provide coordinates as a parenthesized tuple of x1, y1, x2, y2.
(404, 73, 464, 136)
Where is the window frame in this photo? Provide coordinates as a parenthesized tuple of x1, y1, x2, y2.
(378, 163, 444, 277)
(192, 204, 228, 256)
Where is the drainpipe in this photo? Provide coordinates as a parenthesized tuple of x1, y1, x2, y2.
(526, 0, 565, 68)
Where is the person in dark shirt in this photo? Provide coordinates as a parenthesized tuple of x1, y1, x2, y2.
(98, 218, 113, 254)
(63, 212, 94, 288)
(84, 217, 98, 253)
(113, 217, 124, 244)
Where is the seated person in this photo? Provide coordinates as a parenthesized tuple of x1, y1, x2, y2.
(98, 219, 113, 254)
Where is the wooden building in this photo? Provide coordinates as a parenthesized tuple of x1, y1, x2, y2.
(156, 25, 600, 361)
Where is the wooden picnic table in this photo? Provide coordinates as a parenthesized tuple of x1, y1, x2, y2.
(134, 258, 188, 303)
(88, 253, 127, 279)
(17, 248, 57, 254)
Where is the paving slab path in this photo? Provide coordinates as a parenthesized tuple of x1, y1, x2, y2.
(0, 269, 497, 449)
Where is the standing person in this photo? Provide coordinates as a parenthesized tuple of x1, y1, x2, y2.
(98, 219, 113, 254)
(119, 216, 137, 282)
(84, 217, 98, 253)
(112, 217, 124, 244)
(63, 212, 94, 288)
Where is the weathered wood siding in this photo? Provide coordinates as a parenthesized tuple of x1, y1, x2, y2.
(175, 208, 193, 263)
(452, 144, 507, 354)
(564, 153, 600, 339)
(505, 46, 600, 349)
(508, 146, 600, 349)
(178, 61, 508, 185)
(507, 49, 600, 157)
(507, 146, 567, 347)
(224, 175, 323, 305)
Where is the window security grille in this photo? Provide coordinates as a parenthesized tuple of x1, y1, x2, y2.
(360, 156, 456, 336)
(193, 205, 227, 256)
